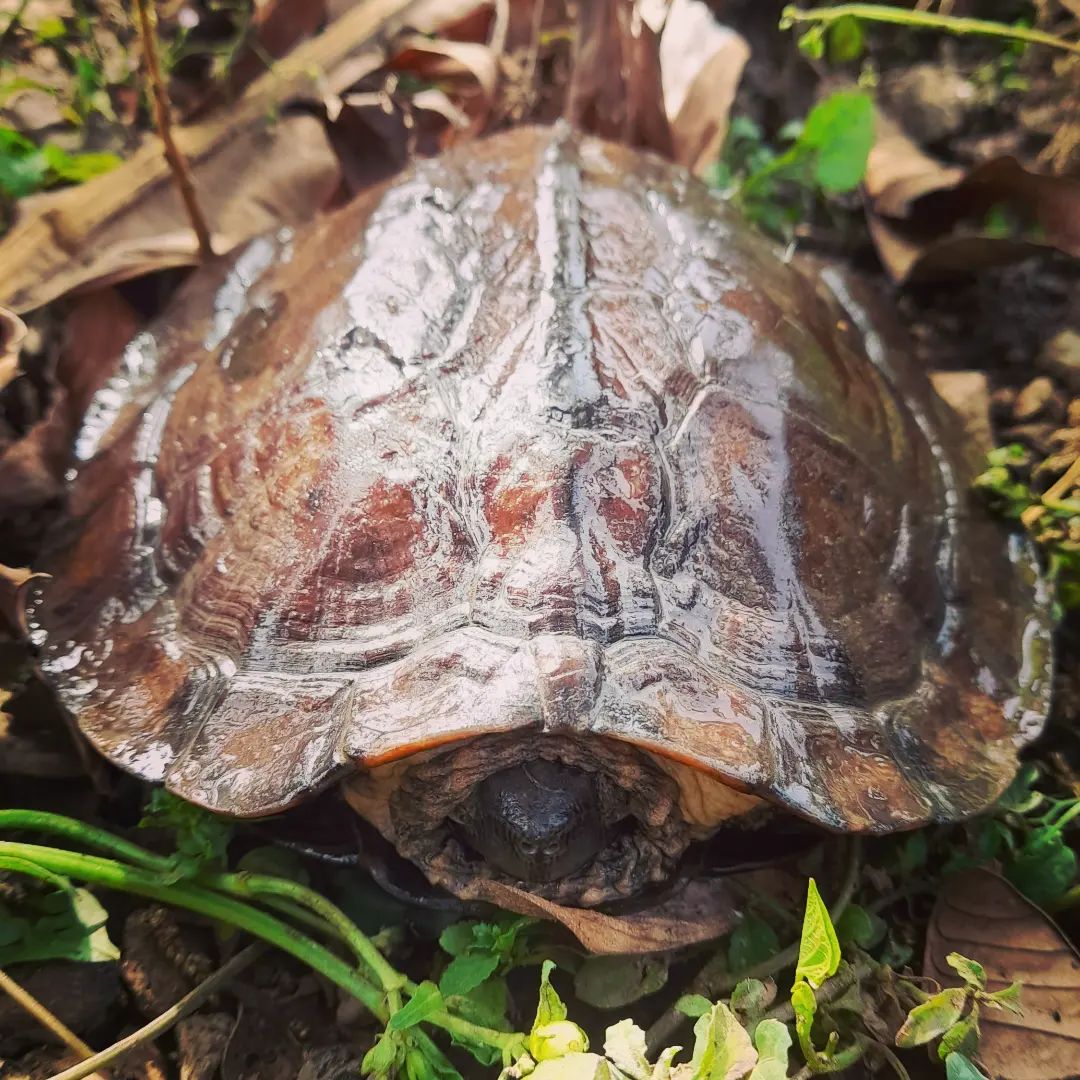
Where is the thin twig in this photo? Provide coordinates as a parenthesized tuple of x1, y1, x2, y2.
(45, 943, 265, 1080)
(645, 839, 862, 1054)
(132, 0, 214, 260)
(780, 4, 1080, 57)
(0, 967, 106, 1079)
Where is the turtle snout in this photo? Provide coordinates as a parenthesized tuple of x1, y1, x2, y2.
(462, 759, 608, 883)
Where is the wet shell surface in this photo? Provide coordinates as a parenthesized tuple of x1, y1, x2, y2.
(33, 124, 1052, 841)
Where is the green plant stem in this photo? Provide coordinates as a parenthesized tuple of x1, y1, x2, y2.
(780, 4, 1080, 57)
(0, 841, 386, 1016)
(210, 873, 404, 990)
(0, 810, 172, 872)
(47, 943, 265, 1080)
(644, 838, 861, 1055)
(0, 841, 519, 1055)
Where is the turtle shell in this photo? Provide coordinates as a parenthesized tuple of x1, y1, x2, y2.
(31, 124, 1052, 834)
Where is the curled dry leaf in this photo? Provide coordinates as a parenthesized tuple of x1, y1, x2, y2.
(659, 0, 750, 176)
(391, 33, 501, 132)
(0, 0, 483, 314)
(924, 868, 1080, 1080)
(0, 308, 28, 393)
(866, 112, 1080, 283)
(456, 875, 737, 954)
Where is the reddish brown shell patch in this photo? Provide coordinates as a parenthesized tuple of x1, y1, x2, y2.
(32, 126, 1052, 830)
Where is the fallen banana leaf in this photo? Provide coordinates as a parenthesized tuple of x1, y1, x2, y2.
(0, 0, 483, 314)
(924, 867, 1080, 1080)
(866, 113, 1080, 283)
(0, 308, 27, 393)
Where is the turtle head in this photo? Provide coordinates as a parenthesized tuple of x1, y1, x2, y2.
(456, 760, 608, 883)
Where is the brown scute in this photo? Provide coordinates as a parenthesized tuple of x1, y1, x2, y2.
(33, 125, 1051, 835)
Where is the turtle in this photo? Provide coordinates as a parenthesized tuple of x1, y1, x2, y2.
(29, 123, 1052, 920)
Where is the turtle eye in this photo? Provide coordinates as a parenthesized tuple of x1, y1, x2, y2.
(541, 841, 561, 858)
(518, 841, 539, 857)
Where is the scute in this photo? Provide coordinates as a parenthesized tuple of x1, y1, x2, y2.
(33, 125, 1052, 829)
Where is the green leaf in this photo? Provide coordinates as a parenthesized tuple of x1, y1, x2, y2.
(797, 25, 826, 59)
(827, 15, 864, 62)
(534, 960, 568, 1029)
(447, 978, 511, 1065)
(602, 1018, 655, 1080)
(33, 15, 67, 40)
(1005, 829, 1078, 906)
(945, 1053, 991, 1080)
(834, 904, 886, 949)
(686, 1002, 758, 1080)
(531, 1022, 590, 1062)
(800, 90, 875, 193)
(574, 954, 668, 1010)
(390, 981, 444, 1031)
(40, 145, 120, 184)
(439, 921, 479, 958)
(529, 1054, 610, 1080)
(528, 962, 588, 1063)
(455, 976, 509, 1031)
(0, 128, 48, 198)
(986, 981, 1023, 1014)
(139, 789, 233, 879)
(728, 915, 780, 972)
(363, 1031, 404, 1076)
(946, 954, 987, 991)
(404, 1043, 463, 1080)
(897, 831, 929, 876)
(895, 988, 968, 1047)
(676, 994, 713, 1018)
(938, 1005, 980, 1062)
(747, 1019, 791, 1080)
(439, 951, 499, 999)
(0, 886, 119, 966)
(790, 980, 817, 1042)
(794, 878, 841, 989)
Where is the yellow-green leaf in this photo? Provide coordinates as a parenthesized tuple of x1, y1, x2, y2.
(793, 879, 841, 989)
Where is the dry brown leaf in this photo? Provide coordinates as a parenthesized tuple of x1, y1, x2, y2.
(392, 33, 500, 131)
(929, 370, 994, 458)
(457, 876, 737, 954)
(566, 0, 673, 158)
(0, 0, 484, 314)
(0, 307, 28, 393)
(866, 112, 1080, 282)
(0, 289, 140, 524)
(924, 868, 1080, 1080)
(659, 0, 749, 176)
(0, 112, 339, 315)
